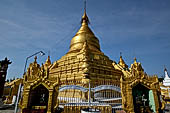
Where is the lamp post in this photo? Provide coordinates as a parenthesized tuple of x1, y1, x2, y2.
(14, 51, 45, 113)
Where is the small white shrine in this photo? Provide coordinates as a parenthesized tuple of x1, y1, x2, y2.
(163, 68, 170, 86)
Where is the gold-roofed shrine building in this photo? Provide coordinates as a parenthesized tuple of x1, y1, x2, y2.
(20, 9, 123, 113)
(3, 78, 23, 104)
(115, 57, 163, 113)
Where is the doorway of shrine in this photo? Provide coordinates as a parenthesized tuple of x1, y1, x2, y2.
(28, 84, 49, 113)
(132, 84, 155, 113)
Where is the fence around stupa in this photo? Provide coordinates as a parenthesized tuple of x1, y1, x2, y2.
(58, 84, 123, 113)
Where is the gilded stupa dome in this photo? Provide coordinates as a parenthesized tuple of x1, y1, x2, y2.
(68, 10, 101, 53)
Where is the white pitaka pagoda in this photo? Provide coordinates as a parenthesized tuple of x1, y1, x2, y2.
(160, 68, 170, 104)
(163, 68, 170, 86)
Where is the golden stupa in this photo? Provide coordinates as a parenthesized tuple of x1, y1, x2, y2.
(19, 7, 122, 113)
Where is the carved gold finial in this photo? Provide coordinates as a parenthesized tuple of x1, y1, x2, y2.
(119, 52, 123, 62)
(48, 55, 50, 60)
(119, 52, 123, 63)
(34, 56, 37, 63)
(134, 57, 137, 63)
(45, 55, 51, 67)
(119, 53, 128, 69)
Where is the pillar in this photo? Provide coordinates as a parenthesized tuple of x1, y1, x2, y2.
(21, 89, 30, 110)
(47, 89, 53, 113)
(152, 89, 160, 113)
(127, 89, 135, 113)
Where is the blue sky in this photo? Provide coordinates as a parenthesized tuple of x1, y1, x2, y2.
(0, 0, 170, 79)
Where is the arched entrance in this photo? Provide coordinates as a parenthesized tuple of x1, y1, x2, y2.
(28, 84, 49, 112)
(132, 84, 154, 113)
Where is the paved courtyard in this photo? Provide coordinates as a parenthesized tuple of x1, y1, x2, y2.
(0, 105, 170, 113)
(0, 110, 14, 113)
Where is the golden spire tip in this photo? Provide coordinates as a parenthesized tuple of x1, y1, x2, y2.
(81, 0, 89, 24)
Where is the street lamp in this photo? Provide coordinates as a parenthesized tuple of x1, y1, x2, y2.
(14, 51, 45, 113)
(23, 51, 45, 74)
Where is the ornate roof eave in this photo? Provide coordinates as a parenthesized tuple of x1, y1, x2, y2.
(122, 73, 159, 83)
(24, 74, 59, 90)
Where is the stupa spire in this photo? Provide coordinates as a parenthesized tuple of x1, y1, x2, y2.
(164, 67, 169, 78)
(68, 0, 101, 54)
(84, 0, 86, 13)
(81, 0, 89, 25)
